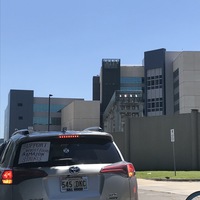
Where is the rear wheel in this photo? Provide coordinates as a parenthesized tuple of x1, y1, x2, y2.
(186, 191, 200, 200)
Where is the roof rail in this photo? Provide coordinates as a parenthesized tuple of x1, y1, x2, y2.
(12, 129, 30, 136)
(83, 127, 103, 132)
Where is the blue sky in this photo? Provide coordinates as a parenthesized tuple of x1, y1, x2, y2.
(0, 0, 200, 138)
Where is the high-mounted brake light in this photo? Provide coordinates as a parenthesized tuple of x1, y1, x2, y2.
(59, 135, 79, 139)
(100, 162, 135, 178)
(1, 170, 13, 184)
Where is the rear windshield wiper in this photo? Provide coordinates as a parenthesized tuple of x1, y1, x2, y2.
(52, 157, 79, 165)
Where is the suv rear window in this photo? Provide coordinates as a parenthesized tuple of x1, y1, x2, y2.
(0, 142, 7, 158)
(0, 141, 10, 163)
(14, 137, 122, 167)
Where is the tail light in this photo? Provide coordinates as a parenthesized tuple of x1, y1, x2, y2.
(100, 162, 136, 177)
(1, 170, 13, 184)
(1, 168, 48, 185)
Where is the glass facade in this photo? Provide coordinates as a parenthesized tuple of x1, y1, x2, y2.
(34, 104, 65, 112)
(33, 116, 61, 125)
(121, 77, 143, 84)
(120, 77, 143, 92)
(33, 104, 65, 126)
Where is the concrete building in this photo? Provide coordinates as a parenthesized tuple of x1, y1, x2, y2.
(4, 90, 99, 139)
(33, 96, 83, 132)
(103, 65, 144, 132)
(144, 48, 200, 116)
(4, 90, 34, 139)
(61, 100, 100, 131)
(93, 61, 144, 130)
(173, 51, 200, 114)
(103, 90, 143, 132)
(93, 50, 200, 131)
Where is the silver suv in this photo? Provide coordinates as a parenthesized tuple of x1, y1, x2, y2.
(0, 129, 138, 200)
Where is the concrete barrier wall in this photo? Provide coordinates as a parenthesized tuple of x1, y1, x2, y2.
(112, 110, 200, 170)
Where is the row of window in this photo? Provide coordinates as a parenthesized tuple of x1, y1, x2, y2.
(148, 102, 163, 109)
(147, 75, 162, 80)
(120, 77, 143, 92)
(147, 68, 163, 91)
(147, 98, 163, 112)
(17, 116, 61, 125)
(17, 103, 66, 113)
(147, 98, 163, 102)
(34, 104, 65, 112)
(120, 87, 143, 91)
(16, 103, 63, 125)
(121, 112, 140, 117)
(147, 78, 163, 90)
(147, 108, 163, 112)
(121, 77, 143, 84)
(33, 117, 61, 125)
(120, 105, 141, 111)
(118, 97, 143, 103)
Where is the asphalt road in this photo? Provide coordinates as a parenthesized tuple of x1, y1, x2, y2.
(139, 189, 187, 200)
(138, 179, 200, 200)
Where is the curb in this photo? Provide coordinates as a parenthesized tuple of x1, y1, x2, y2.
(145, 178, 200, 182)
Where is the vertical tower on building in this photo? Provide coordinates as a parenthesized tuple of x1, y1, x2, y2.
(92, 76, 100, 101)
(4, 90, 34, 139)
(144, 49, 166, 116)
(99, 59, 120, 127)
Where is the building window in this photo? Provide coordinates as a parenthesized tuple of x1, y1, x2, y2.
(34, 104, 65, 112)
(147, 98, 163, 112)
(120, 77, 143, 92)
(18, 116, 23, 120)
(18, 103, 23, 107)
(147, 68, 163, 90)
(33, 117, 61, 125)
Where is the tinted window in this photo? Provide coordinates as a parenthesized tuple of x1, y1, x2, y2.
(14, 137, 121, 167)
(0, 143, 6, 159)
(0, 141, 10, 164)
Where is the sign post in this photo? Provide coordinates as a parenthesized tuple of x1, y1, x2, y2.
(170, 129, 176, 176)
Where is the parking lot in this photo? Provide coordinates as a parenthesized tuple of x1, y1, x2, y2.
(138, 179, 200, 200)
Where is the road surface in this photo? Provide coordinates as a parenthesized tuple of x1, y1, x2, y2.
(138, 179, 200, 200)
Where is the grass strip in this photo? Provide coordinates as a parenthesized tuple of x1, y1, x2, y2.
(136, 171, 200, 180)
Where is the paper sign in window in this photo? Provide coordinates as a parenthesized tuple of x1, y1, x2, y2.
(18, 142, 50, 164)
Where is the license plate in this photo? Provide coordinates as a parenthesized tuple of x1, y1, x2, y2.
(61, 177, 88, 192)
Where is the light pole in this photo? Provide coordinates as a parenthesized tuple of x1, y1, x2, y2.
(48, 94, 53, 131)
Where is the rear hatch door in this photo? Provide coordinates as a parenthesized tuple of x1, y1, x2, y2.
(12, 135, 123, 200)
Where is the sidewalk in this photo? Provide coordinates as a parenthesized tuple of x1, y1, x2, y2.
(138, 179, 200, 196)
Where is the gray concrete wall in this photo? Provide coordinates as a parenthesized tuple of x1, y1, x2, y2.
(61, 100, 100, 131)
(174, 52, 200, 114)
(112, 110, 200, 170)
